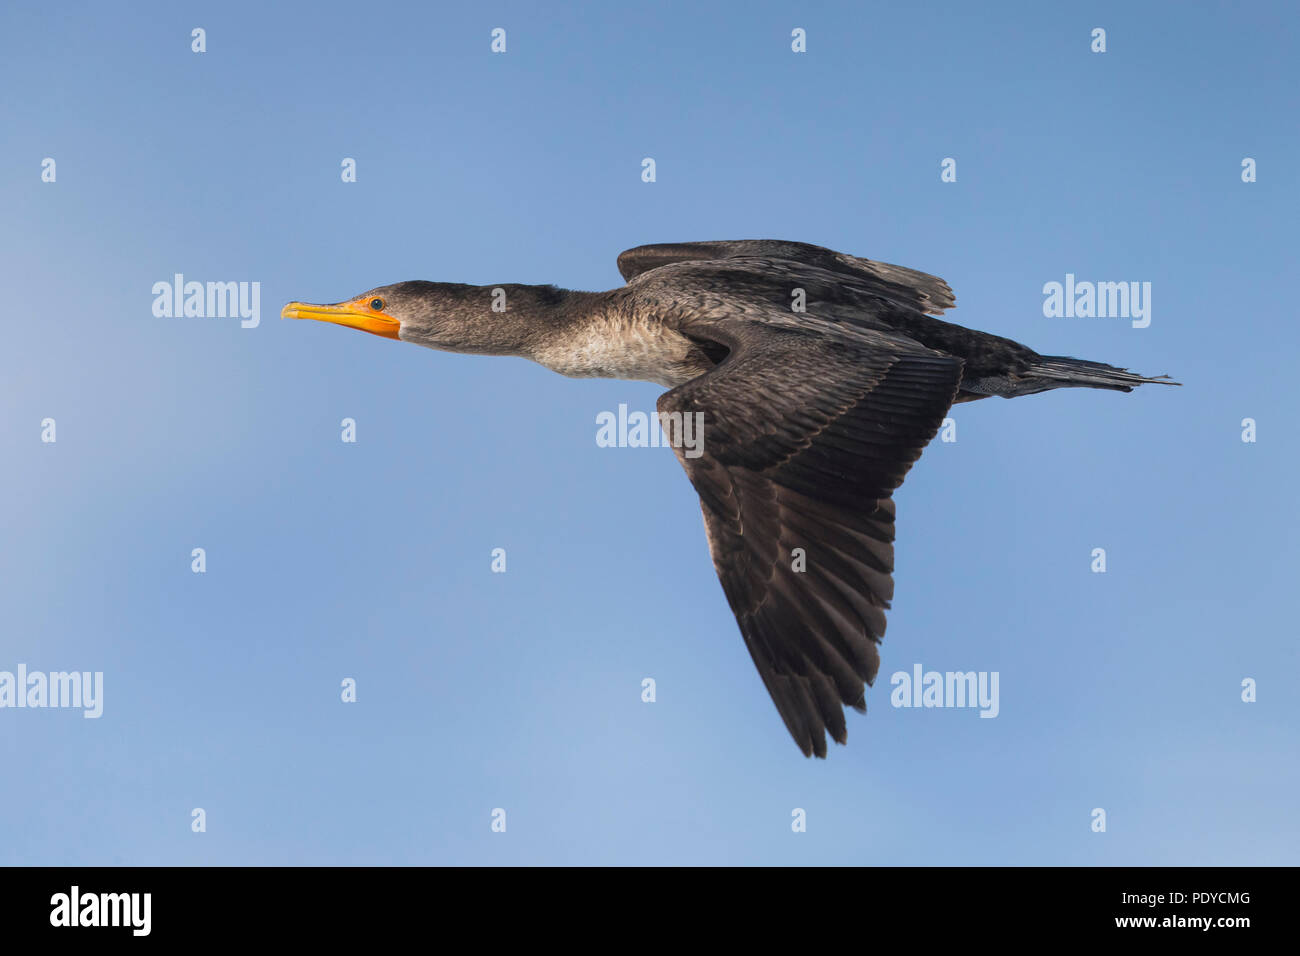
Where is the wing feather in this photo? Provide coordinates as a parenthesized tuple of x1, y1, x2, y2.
(659, 324, 962, 756)
(618, 239, 955, 315)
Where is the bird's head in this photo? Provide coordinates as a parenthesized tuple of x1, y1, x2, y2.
(282, 280, 553, 356)
(281, 281, 446, 343)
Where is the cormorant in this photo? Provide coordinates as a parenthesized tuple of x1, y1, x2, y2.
(283, 240, 1178, 757)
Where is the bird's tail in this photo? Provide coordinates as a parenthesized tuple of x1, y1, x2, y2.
(1017, 356, 1182, 394)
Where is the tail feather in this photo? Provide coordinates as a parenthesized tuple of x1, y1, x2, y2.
(1021, 355, 1182, 394)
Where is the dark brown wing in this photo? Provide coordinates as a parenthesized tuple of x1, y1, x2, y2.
(617, 239, 955, 315)
(658, 324, 963, 757)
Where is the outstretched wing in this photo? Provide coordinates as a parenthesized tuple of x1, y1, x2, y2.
(617, 239, 955, 316)
(659, 323, 963, 756)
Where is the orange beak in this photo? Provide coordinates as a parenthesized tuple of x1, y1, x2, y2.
(281, 297, 400, 340)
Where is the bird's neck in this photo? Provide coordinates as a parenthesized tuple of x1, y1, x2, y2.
(453, 283, 599, 358)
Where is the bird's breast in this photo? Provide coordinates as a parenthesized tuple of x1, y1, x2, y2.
(531, 315, 712, 388)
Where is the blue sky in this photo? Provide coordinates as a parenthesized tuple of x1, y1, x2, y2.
(1, 0, 1296, 865)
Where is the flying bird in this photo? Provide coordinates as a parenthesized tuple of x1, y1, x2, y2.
(283, 240, 1178, 757)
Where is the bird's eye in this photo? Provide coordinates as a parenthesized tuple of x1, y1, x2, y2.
(369, 298, 385, 311)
